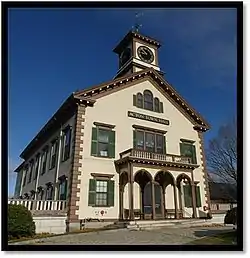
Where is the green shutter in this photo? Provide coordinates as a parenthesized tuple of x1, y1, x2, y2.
(107, 180, 115, 207)
(195, 186, 201, 207)
(183, 184, 192, 208)
(88, 179, 96, 206)
(91, 127, 98, 156)
(109, 130, 115, 158)
(160, 102, 164, 113)
(191, 145, 197, 164)
(133, 130, 137, 148)
(133, 94, 137, 106)
(163, 136, 166, 154)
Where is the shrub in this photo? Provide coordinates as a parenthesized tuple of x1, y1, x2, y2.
(224, 207, 237, 225)
(8, 204, 36, 240)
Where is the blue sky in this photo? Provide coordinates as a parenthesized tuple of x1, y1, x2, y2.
(8, 8, 237, 195)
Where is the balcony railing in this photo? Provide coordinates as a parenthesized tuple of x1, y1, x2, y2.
(119, 148, 192, 164)
(8, 199, 67, 211)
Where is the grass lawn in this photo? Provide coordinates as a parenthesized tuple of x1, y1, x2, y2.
(188, 231, 237, 245)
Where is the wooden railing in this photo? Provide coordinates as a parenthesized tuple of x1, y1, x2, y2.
(8, 199, 67, 211)
(119, 148, 192, 164)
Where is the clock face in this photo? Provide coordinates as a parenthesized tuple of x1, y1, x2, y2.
(120, 48, 131, 66)
(137, 46, 154, 63)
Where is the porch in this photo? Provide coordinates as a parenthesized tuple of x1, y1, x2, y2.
(115, 148, 200, 221)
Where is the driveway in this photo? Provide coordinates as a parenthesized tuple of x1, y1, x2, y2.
(10, 226, 235, 245)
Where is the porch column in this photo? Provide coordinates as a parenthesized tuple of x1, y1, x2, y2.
(173, 183, 178, 219)
(119, 184, 124, 220)
(160, 186, 165, 219)
(191, 182, 197, 218)
(140, 187, 145, 219)
(151, 181, 156, 220)
(129, 163, 134, 220)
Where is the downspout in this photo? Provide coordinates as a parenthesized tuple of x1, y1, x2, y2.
(54, 125, 63, 200)
(34, 155, 42, 200)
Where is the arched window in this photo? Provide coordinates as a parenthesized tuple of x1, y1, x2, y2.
(137, 93, 143, 108)
(144, 90, 153, 111)
(154, 97, 160, 112)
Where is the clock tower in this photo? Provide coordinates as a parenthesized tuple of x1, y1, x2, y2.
(113, 30, 164, 78)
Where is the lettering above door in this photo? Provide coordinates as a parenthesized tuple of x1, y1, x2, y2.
(128, 111, 170, 125)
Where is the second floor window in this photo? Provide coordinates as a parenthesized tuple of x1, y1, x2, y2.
(179, 141, 197, 164)
(28, 160, 34, 183)
(91, 127, 115, 158)
(62, 127, 71, 161)
(133, 130, 166, 154)
(22, 166, 28, 187)
(34, 154, 40, 180)
(41, 148, 48, 175)
(49, 140, 58, 169)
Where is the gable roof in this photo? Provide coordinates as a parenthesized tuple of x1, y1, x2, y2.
(74, 67, 210, 131)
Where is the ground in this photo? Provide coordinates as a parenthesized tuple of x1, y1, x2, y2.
(10, 226, 236, 245)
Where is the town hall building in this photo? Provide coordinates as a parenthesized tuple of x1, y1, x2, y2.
(14, 30, 211, 231)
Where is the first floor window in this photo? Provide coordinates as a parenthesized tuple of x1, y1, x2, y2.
(46, 185, 54, 200)
(88, 178, 114, 207)
(91, 127, 115, 158)
(58, 178, 68, 200)
(133, 130, 166, 154)
(183, 184, 201, 208)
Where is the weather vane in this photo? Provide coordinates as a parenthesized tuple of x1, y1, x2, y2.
(132, 12, 143, 32)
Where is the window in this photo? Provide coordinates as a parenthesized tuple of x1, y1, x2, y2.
(62, 127, 71, 161)
(133, 130, 166, 154)
(46, 185, 53, 200)
(91, 127, 115, 158)
(133, 90, 164, 113)
(96, 181, 108, 206)
(34, 154, 40, 180)
(154, 97, 160, 112)
(22, 166, 28, 187)
(144, 90, 153, 111)
(58, 178, 68, 200)
(49, 140, 58, 169)
(137, 93, 143, 108)
(180, 141, 197, 164)
(28, 160, 34, 183)
(88, 178, 114, 207)
(41, 148, 48, 175)
(183, 184, 201, 208)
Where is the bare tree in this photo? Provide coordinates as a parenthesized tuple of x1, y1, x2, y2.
(206, 118, 237, 184)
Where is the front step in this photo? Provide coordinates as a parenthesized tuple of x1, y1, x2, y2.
(126, 219, 214, 231)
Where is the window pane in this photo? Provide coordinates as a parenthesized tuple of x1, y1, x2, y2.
(98, 129, 109, 143)
(136, 131, 144, 150)
(98, 142, 109, 157)
(154, 98, 160, 112)
(145, 133, 155, 152)
(144, 91, 153, 111)
(137, 93, 143, 108)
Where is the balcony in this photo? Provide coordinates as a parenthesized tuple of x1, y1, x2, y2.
(115, 148, 199, 169)
(8, 199, 67, 215)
